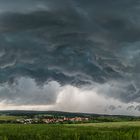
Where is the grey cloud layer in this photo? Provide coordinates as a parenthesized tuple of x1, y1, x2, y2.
(0, 77, 60, 105)
(0, 0, 140, 105)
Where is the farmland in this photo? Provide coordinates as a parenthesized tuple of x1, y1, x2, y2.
(0, 121, 140, 140)
(0, 111, 139, 140)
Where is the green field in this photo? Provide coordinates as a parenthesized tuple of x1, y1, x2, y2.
(0, 122, 140, 140)
(0, 116, 21, 121)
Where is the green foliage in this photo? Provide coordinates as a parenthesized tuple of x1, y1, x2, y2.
(0, 122, 139, 140)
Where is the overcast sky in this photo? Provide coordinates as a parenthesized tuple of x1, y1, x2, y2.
(0, 0, 140, 116)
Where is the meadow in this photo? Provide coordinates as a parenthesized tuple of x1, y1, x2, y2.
(0, 122, 140, 140)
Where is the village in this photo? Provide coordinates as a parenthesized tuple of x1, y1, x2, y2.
(42, 117, 89, 124)
(16, 116, 89, 124)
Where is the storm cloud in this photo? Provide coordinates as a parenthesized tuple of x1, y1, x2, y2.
(0, 77, 61, 105)
(0, 0, 140, 114)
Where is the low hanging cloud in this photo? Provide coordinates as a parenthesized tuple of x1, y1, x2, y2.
(0, 0, 140, 114)
(0, 77, 61, 105)
(127, 105, 135, 111)
(0, 77, 139, 116)
(108, 105, 116, 111)
(135, 105, 140, 111)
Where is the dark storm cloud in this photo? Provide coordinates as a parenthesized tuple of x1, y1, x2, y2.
(0, 0, 140, 105)
(127, 105, 135, 111)
(135, 105, 140, 111)
(108, 105, 116, 111)
(0, 77, 61, 105)
(118, 105, 122, 109)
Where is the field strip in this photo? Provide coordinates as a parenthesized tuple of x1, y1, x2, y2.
(65, 121, 140, 128)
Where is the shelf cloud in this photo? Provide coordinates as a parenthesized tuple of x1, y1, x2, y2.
(0, 0, 140, 115)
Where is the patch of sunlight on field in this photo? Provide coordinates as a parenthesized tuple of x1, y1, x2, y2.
(66, 121, 140, 128)
(0, 116, 21, 121)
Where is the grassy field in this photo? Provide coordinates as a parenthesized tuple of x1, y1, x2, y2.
(0, 116, 21, 121)
(66, 121, 140, 127)
(0, 122, 140, 140)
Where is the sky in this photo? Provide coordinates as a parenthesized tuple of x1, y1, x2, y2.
(0, 0, 140, 116)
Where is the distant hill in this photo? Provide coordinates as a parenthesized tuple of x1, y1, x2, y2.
(0, 110, 138, 118)
(0, 110, 139, 123)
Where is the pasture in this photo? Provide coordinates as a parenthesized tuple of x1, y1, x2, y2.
(0, 121, 140, 140)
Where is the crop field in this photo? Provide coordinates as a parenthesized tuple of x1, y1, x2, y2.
(0, 122, 140, 140)
(0, 116, 21, 121)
